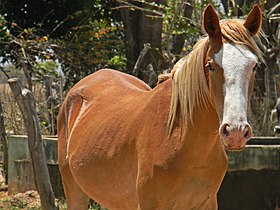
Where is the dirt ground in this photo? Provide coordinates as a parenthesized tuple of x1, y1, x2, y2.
(0, 175, 66, 210)
(0, 172, 42, 209)
(0, 190, 67, 210)
(0, 190, 42, 210)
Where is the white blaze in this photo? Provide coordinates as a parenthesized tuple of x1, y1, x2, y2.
(214, 43, 257, 127)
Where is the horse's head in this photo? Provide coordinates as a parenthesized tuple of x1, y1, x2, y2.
(203, 5, 262, 151)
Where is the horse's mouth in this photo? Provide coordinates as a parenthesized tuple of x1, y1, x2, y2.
(221, 140, 246, 151)
(224, 145, 245, 151)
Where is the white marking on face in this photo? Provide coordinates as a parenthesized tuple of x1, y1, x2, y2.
(213, 43, 258, 126)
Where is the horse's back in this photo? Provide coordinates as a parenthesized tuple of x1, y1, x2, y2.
(68, 68, 151, 97)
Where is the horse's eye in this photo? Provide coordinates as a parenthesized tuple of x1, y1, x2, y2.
(206, 62, 215, 72)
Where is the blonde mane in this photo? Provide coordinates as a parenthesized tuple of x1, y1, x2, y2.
(165, 19, 263, 133)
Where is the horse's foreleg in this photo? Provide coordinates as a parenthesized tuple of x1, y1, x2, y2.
(60, 164, 89, 210)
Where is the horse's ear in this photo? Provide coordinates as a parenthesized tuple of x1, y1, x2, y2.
(203, 5, 221, 38)
(244, 4, 262, 36)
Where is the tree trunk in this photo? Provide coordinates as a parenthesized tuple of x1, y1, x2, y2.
(0, 99, 8, 184)
(8, 78, 57, 210)
(21, 62, 33, 91)
(44, 76, 55, 135)
(119, 0, 142, 74)
(119, 0, 168, 81)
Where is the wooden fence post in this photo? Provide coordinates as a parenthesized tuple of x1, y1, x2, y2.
(8, 78, 57, 210)
(0, 99, 8, 184)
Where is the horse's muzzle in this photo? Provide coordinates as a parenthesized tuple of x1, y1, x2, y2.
(219, 123, 252, 151)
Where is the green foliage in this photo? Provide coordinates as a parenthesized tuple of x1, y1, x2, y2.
(162, 0, 222, 58)
(0, 0, 125, 90)
(108, 55, 127, 70)
(55, 9, 125, 88)
(0, 13, 57, 79)
(33, 61, 58, 78)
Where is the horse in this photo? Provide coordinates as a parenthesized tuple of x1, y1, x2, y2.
(57, 4, 263, 210)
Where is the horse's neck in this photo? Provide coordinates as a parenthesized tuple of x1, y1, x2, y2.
(144, 81, 224, 173)
(192, 106, 219, 134)
(175, 105, 220, 155)
(149, 79, 220, 151)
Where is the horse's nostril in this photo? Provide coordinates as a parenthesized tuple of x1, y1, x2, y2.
(244, 131, 249, 138)
(222, 124, 230, 137)
(243, 124, 252, 140)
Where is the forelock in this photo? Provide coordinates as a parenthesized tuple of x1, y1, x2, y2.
(219, 19, 264, 63)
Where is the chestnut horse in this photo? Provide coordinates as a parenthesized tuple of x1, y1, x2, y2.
(58, 5, 263, 210)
